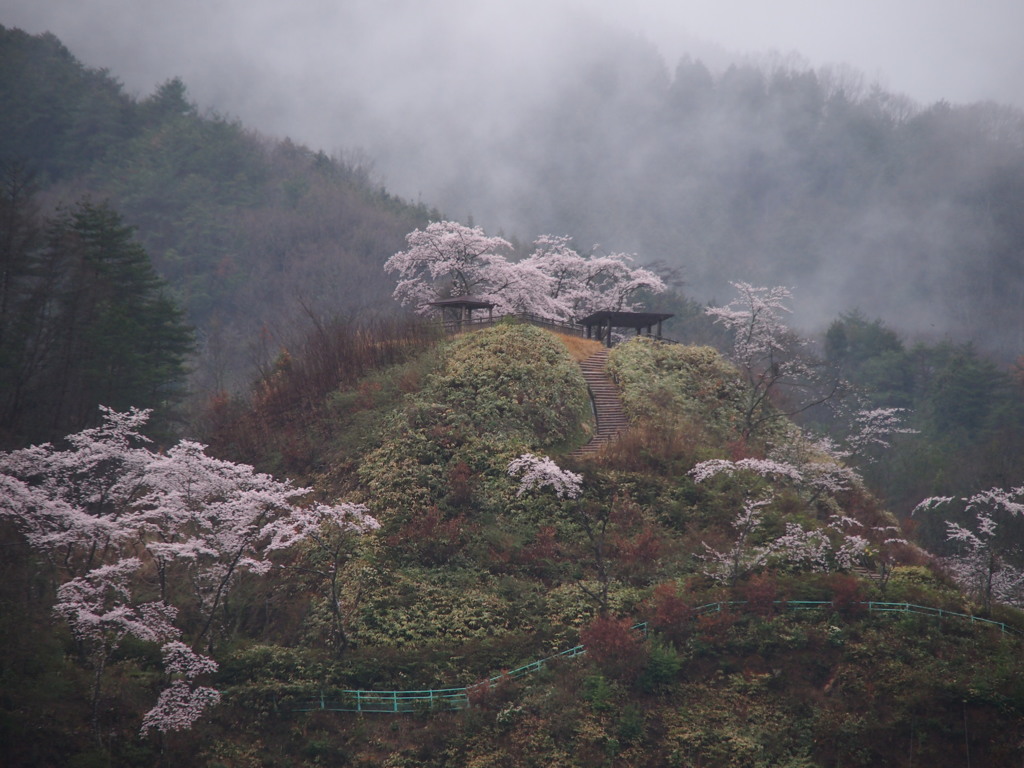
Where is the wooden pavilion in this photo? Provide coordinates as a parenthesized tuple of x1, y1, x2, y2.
(579, 310, 675, 347)
(427, 296, 496, 327)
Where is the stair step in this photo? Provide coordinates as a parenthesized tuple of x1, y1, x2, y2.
(572, 349, 629, 455)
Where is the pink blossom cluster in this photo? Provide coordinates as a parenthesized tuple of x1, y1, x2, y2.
(0, 407, 378, 735)
(688, 458, 804, 484)
(705, 282, 796, 365)
(699, 499, 872, 583)
(846, 407, 917, 454)
(507, 453, 583, 499)
(140, 641, 221, 734)
(385, 221, 665, 322)
(915, 487, 1024, 609)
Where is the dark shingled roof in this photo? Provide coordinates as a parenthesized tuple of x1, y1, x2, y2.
(427, 296, 496, 310)
(578, 310, 674, 329)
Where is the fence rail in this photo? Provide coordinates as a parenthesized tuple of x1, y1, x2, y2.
(288, 631, 625, 714)
(285, 602, 1020, 715)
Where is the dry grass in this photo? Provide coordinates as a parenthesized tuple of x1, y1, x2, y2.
(551, 332, 604, 361)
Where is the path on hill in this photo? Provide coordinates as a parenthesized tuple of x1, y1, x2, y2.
(570, 348, 628, 457)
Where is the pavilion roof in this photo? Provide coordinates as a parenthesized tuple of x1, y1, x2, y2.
(578, 310, 674, 329)
(427, 295, 496, 310)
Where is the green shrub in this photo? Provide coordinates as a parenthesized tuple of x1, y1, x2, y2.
(639, 638, 683, 693)
(357, 324, 590, 524)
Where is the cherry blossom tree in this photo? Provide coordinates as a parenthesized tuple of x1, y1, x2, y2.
(699, 500, 873, 584)
(915, 487, 1024, 612)
(52, 558, 179, 737)
(0, 407, 379, 734)
(689, 449, 856, 504)
(385, 221, 666, 322)
(507, 452, 583, 499)
(384, 220, 515, 312)
(263, 502, 380, 655)
(688, 457, 805, 485)
(766, 432, 864, 501)
(519, 235, 666, 320)
(699, 498, 772, 585)
(0, 406, 152, 578)
(770, 515, 870, 573)
(508, 453, 628, 612)
(844, 407, 917, 459)
(137, 438, 325, 645)
(690, 456, 876, 582)
(140, 641, 220, 735)
(707, 282, 842, 439)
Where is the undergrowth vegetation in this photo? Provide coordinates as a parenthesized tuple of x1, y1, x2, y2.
(4, 323, 1024, 767)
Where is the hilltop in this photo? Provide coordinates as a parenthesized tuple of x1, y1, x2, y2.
(5, 319, 1022, 766)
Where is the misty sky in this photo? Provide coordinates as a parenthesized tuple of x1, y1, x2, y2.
(5, 0, 1023, 145)
(5, 0, 1024, 236)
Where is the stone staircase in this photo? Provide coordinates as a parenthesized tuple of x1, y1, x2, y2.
(570, 349, 629, 457)
(851, 565, 882, 583)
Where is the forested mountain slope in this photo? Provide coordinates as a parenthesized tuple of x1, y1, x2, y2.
(0, 25, 435, 395)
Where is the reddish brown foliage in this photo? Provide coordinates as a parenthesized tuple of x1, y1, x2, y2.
(610, 526, 664, 585)
(645, 582, 694, 645)
(386, 508, 476, 566)
(597, 419, 705, 472)
(829, 573, 866, 616)
(727, 437, 756, 461)
(445, 461, 475, 507)
(742, 572, 781, 616)
(696, 607, 739, 644)
(520, 525, 561, 565)
(465, 673, 518, 710)
(579, 615, 649, 682)
(201, 316, 439, 470)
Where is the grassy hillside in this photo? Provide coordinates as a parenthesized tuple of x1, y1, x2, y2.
(5, 321, 1022, 767)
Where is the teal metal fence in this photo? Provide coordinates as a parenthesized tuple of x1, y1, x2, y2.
(290, 632, 615, 713)
(288, 602, 1020, 714)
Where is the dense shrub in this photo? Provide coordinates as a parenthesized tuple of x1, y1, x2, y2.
(579, 615, 649, 684)
(357, 322, 589, 524)
(608, 339, 751, 442)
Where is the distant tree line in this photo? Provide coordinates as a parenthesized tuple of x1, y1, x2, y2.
(822, 311, 1024, 525)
